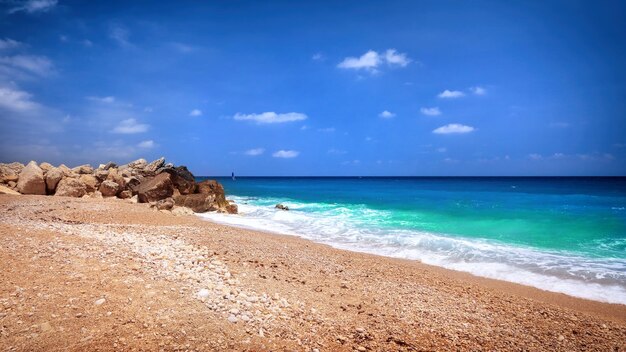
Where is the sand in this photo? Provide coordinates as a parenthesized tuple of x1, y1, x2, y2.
(0, 194, 624, 351)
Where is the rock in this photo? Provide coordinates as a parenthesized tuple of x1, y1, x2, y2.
(106, 168, 126, 190)
(45, 167, 64, 194)
(145, 157, 165, 173)
(227, 315, 238, 323)
(94, 169, 109, 181)
(196, 180, 228, 207)
(171, 206, 194, 216)
(79, 174, 99, 193)
(156, 197, 175, 210)
(103, 162, 116, 170)
(0, 164, 20, 183)
(17, 161, 46, 195)
(225, 204, 238, 214)
(137, 173, 173, 203)
(120, 168, 132, 178)
(275, 203, 289, 211)
(94, 298, 106, 306)
(197, 289, 210, 299)
(158, 166, 196, 194)
(125, 176, 143, 195)
(118, 190, 132, 199)
(58, 164, 75, 177)
(54, 178, 87, 197)
(8, 181, 16, 188)
(98, 180, 120, 197)
(129, 195, 138, 203)
(127, 158, 148, 170)
(173, 193, 219, 213)
(39, 162, 53, 172)
(72, 164, 94, 174)
(0, 185, 20, 195)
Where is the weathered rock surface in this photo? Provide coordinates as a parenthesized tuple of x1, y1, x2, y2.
(54, 178, 87, 197)
(226, 203, 238, 214)
(72, 164, 94, 175)
(137, 173, 173, 203)
(79, 174, 99, 193)
(173, 193, 219, 213)
(156, 197, 175, 210)
(0, 163, 22, 183)
(106, 168, 126, 189)
(98, 180, 120, 197)
(275, 204, 289, 211)
(145, 157, 165, 173)
(197, 180, 228, 207)
(17, 161, 46, 195)
(45, 167, 64, 194)
(0, 184, 20, 195)
(39, 162, 53, 172)
(159, 166, 196, 195)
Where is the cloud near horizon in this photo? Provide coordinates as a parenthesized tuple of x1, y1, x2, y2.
(244, 148, 265, 156)
(437, 90, 465, 99)
(0, 86, 40, 112)
(420, 107, 441, 116)
(137, 140, 155, 149)
(8, 0, 57, 14)
(338, 49, 410, 72)
(112, 118, 149, 134)
(433, 123, 475, 134)
(233, 111, 307, 124)
(272, 150, 299, 158)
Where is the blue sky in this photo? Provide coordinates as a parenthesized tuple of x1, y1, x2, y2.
(0, 0, 625, 176)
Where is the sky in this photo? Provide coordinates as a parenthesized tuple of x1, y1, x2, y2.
(0, 0, 625, 176)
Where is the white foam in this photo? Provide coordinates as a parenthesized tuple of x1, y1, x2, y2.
(198, 197, 626, 305)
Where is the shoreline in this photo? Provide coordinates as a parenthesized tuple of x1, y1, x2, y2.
(1, 194, 625, 351)
(196, 213, 626, 323)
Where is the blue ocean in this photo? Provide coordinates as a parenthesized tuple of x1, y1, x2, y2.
(196, 177, 626, 304)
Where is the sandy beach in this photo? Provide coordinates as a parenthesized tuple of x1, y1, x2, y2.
(0, 194, 625, 351)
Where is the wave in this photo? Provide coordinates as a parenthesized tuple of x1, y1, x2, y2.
(197, 196, 626, 305)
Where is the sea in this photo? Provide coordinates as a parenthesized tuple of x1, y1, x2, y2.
(195, 177, 626, 305)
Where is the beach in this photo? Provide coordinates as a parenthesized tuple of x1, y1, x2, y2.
(1, 194, 624, 351)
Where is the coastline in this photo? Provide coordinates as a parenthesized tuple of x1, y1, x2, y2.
(1, 194, 625, 351)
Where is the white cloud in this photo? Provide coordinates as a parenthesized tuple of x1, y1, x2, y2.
(233, 111, 308, 124)
(189, 109, 202, 117)
(337, 50, 381, 71)
(433, 123, 475, 134)
(87, 96, 115, 103)
(438, 90, 465, 99)
(272, 150, 299, 158)
(0, 55, 54, 76)
(470, 86, 486, 95)
(8, 0, 57, 14)
(420, 107, 441, 116)
(0, 86, 39, 112)
(244, 148, 265, 156)
(137, 140, 155, 149)
(312, 53, 324, 61)
(385, 49, 410, 67)
(300, 125, 309, 130)
(109, 24, 131, 47)
(338, 49, 411, 72)
(0, 38, 23, 51)
(112, 118, 149, 134)
(379, 110, 396, 119)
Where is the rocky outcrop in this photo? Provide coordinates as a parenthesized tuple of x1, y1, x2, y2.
(275, 204, 289, 211)
(137, 173, 173, 203)
(1, 156, 236, 214)
(0, 184, 20, 195)
(54, 178, 87, 197)
(17, 161, 46, 195)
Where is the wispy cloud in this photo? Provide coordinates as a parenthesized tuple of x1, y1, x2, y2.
(0, 55, 54, 77)
(170, 42, 196, 54)
(338, 49, 411, 72)
(328, 148, 347, 155)
(379, 110, 395, 119)
(112, 118, 149, 134)
(0, 38, 23, 51)
(109, 24, 132, 47)
(528, 152, 614, 162)
(233, 111, 308, 124)
(420, 107, 441, 116)
(244, 148, 265, 156)
(433, 123, 475, 134)
(8, 0, 57, 14)
(137, 140, 155, 149)
(317, 127, 335, 132)
(437, 90, 465, 99)
(0, 85, 39, 112)
(272, 150, 299, 158)
(189, 109, 202, 117)
(469, 86, 486, 95)
(437, 147, 447, 153)
(87, 96, 115, 103)
(312, 53, 324, 61)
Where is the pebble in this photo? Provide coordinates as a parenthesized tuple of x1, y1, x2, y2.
(558, 334, 565, 341)
(227, 315, 238, 323)
(197, 289, 210, 299)
(94, 298, 106, 305)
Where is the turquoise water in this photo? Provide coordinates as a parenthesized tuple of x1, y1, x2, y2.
(197, 177, 626, 304)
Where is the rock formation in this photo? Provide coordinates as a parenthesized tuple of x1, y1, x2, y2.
(0, 157, 236, 214)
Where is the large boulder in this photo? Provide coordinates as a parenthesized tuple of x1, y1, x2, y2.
(145, 157, 165, 173)
(225, 203, 238, 214)
(137, 173, 174, 203)
(158, 166, 196, 195)
(98, 180, 120, 197)
(127, 158, 148, 170)
(155, 197, 175, 210)
(17, 161, 46, 195)
(0, 185, 20, 195)
(58, 164, 75, 177)
(54, 178, 87, 197)
(196, 180, 228, 207)
(125, 176, 143, 195)
(0, 162, 22, 183)
(173, 193, 219, 213)
(39, 162, 53, 172)
(45, 167, 64, 194)
(106, 168, 126, 189)
(79, 174, 99, 193)
(94, 168, 109, 181)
